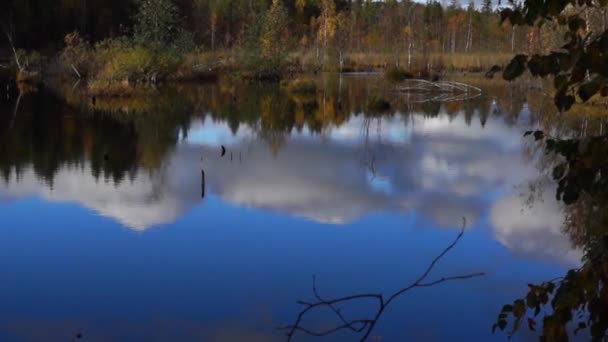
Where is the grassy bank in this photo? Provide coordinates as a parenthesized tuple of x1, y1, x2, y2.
(3, 37, 533, 98)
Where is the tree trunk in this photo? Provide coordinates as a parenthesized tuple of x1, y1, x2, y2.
(211, 27, 215, 50)
(511, 26, 515, 53)
(408, 40, 412, 69)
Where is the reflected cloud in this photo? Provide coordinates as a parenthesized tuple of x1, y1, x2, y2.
(0, 112, 535, 229)
(0, 104, 582, 264)
(490, 184, 582, 266)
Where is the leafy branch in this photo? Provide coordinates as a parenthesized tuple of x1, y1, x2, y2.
(497, 0, 608, 111)
(278, 218, 485, 341)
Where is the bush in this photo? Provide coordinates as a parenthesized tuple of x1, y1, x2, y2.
(385, 66, 413, 83)
(16, 69, 41, 84)
(91, 38, 182, 83)
(61, 31, 94, 77)
(12, 50, 45, 84)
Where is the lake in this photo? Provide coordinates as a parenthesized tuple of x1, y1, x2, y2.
(0, 74, 592, 341)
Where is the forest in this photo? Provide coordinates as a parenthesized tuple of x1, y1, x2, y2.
(1, 0, 605, 91)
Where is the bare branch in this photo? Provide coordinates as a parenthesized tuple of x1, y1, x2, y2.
(280, 217, 485, 342)
(311, 275, 357, 331)
(10, 92, 22, 129)
(70, 64, 82, 78)
(278, 319, 374, 337)
(2, 26, 22, 71)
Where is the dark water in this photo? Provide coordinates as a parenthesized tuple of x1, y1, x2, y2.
(0, 75, 589, 341)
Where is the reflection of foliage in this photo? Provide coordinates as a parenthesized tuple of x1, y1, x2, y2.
(1, 75, 527, 185)
(0, 86, 193, 185)
(495, 131, 608, 341)
(365, 95, 391, 114)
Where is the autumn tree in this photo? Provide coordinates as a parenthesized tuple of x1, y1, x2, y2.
(317, 0, 337, 65)
(259, 0, 289, 76)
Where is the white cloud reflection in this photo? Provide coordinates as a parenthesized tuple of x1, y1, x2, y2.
(0, 109, 582, 264)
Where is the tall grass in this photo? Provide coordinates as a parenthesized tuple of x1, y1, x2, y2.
(294, 50, 513, 74)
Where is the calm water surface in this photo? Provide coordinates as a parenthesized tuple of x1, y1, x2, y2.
(0, 75, 586, 341)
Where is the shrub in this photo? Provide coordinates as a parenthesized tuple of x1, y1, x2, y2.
(91, 38, 181, 83)
(61, 31, 94, 77)
(16, 69, 41, 84)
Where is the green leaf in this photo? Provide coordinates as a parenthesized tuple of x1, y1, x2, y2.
(513, 299, 526, 317)
(503, 55, 528, 81)
(528, 318, 536, 331)
(574, 322, 587, 335)
(553, 164, 567, 180)
(500, 9, 513, 23)
(554, 93, 575, 112)
(526, 292, 539, 308)
(554, 74, 569, 91)
(568, 16, 586, 32)
(578, 78, 602, 102)
(492, 319, 508, 333)
(502, 304, 514, 312)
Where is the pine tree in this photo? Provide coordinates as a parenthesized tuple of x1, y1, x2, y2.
(134, 0, 179, 46)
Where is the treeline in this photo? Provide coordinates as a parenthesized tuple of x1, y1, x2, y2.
(3, 0, 591, 59)
(2, 0, 606, 90)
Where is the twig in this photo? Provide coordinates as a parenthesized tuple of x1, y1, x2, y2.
(2, 27, 22, 71)
(10, 92, 22, 129)
(398, 79, 482, 95)
(71, 79, 81, 94)
(71, 64, 82, 78)
(279, 217, 485, 341)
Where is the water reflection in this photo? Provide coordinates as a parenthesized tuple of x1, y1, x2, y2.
(0, 75, 589, 340)
(1, 77, 580, 250)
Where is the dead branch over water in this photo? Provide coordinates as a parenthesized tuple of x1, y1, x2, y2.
(398, 79, 483, 103)
(278, 218, 485, 341)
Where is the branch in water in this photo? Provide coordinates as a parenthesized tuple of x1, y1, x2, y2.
(278, 217, 485, 342)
